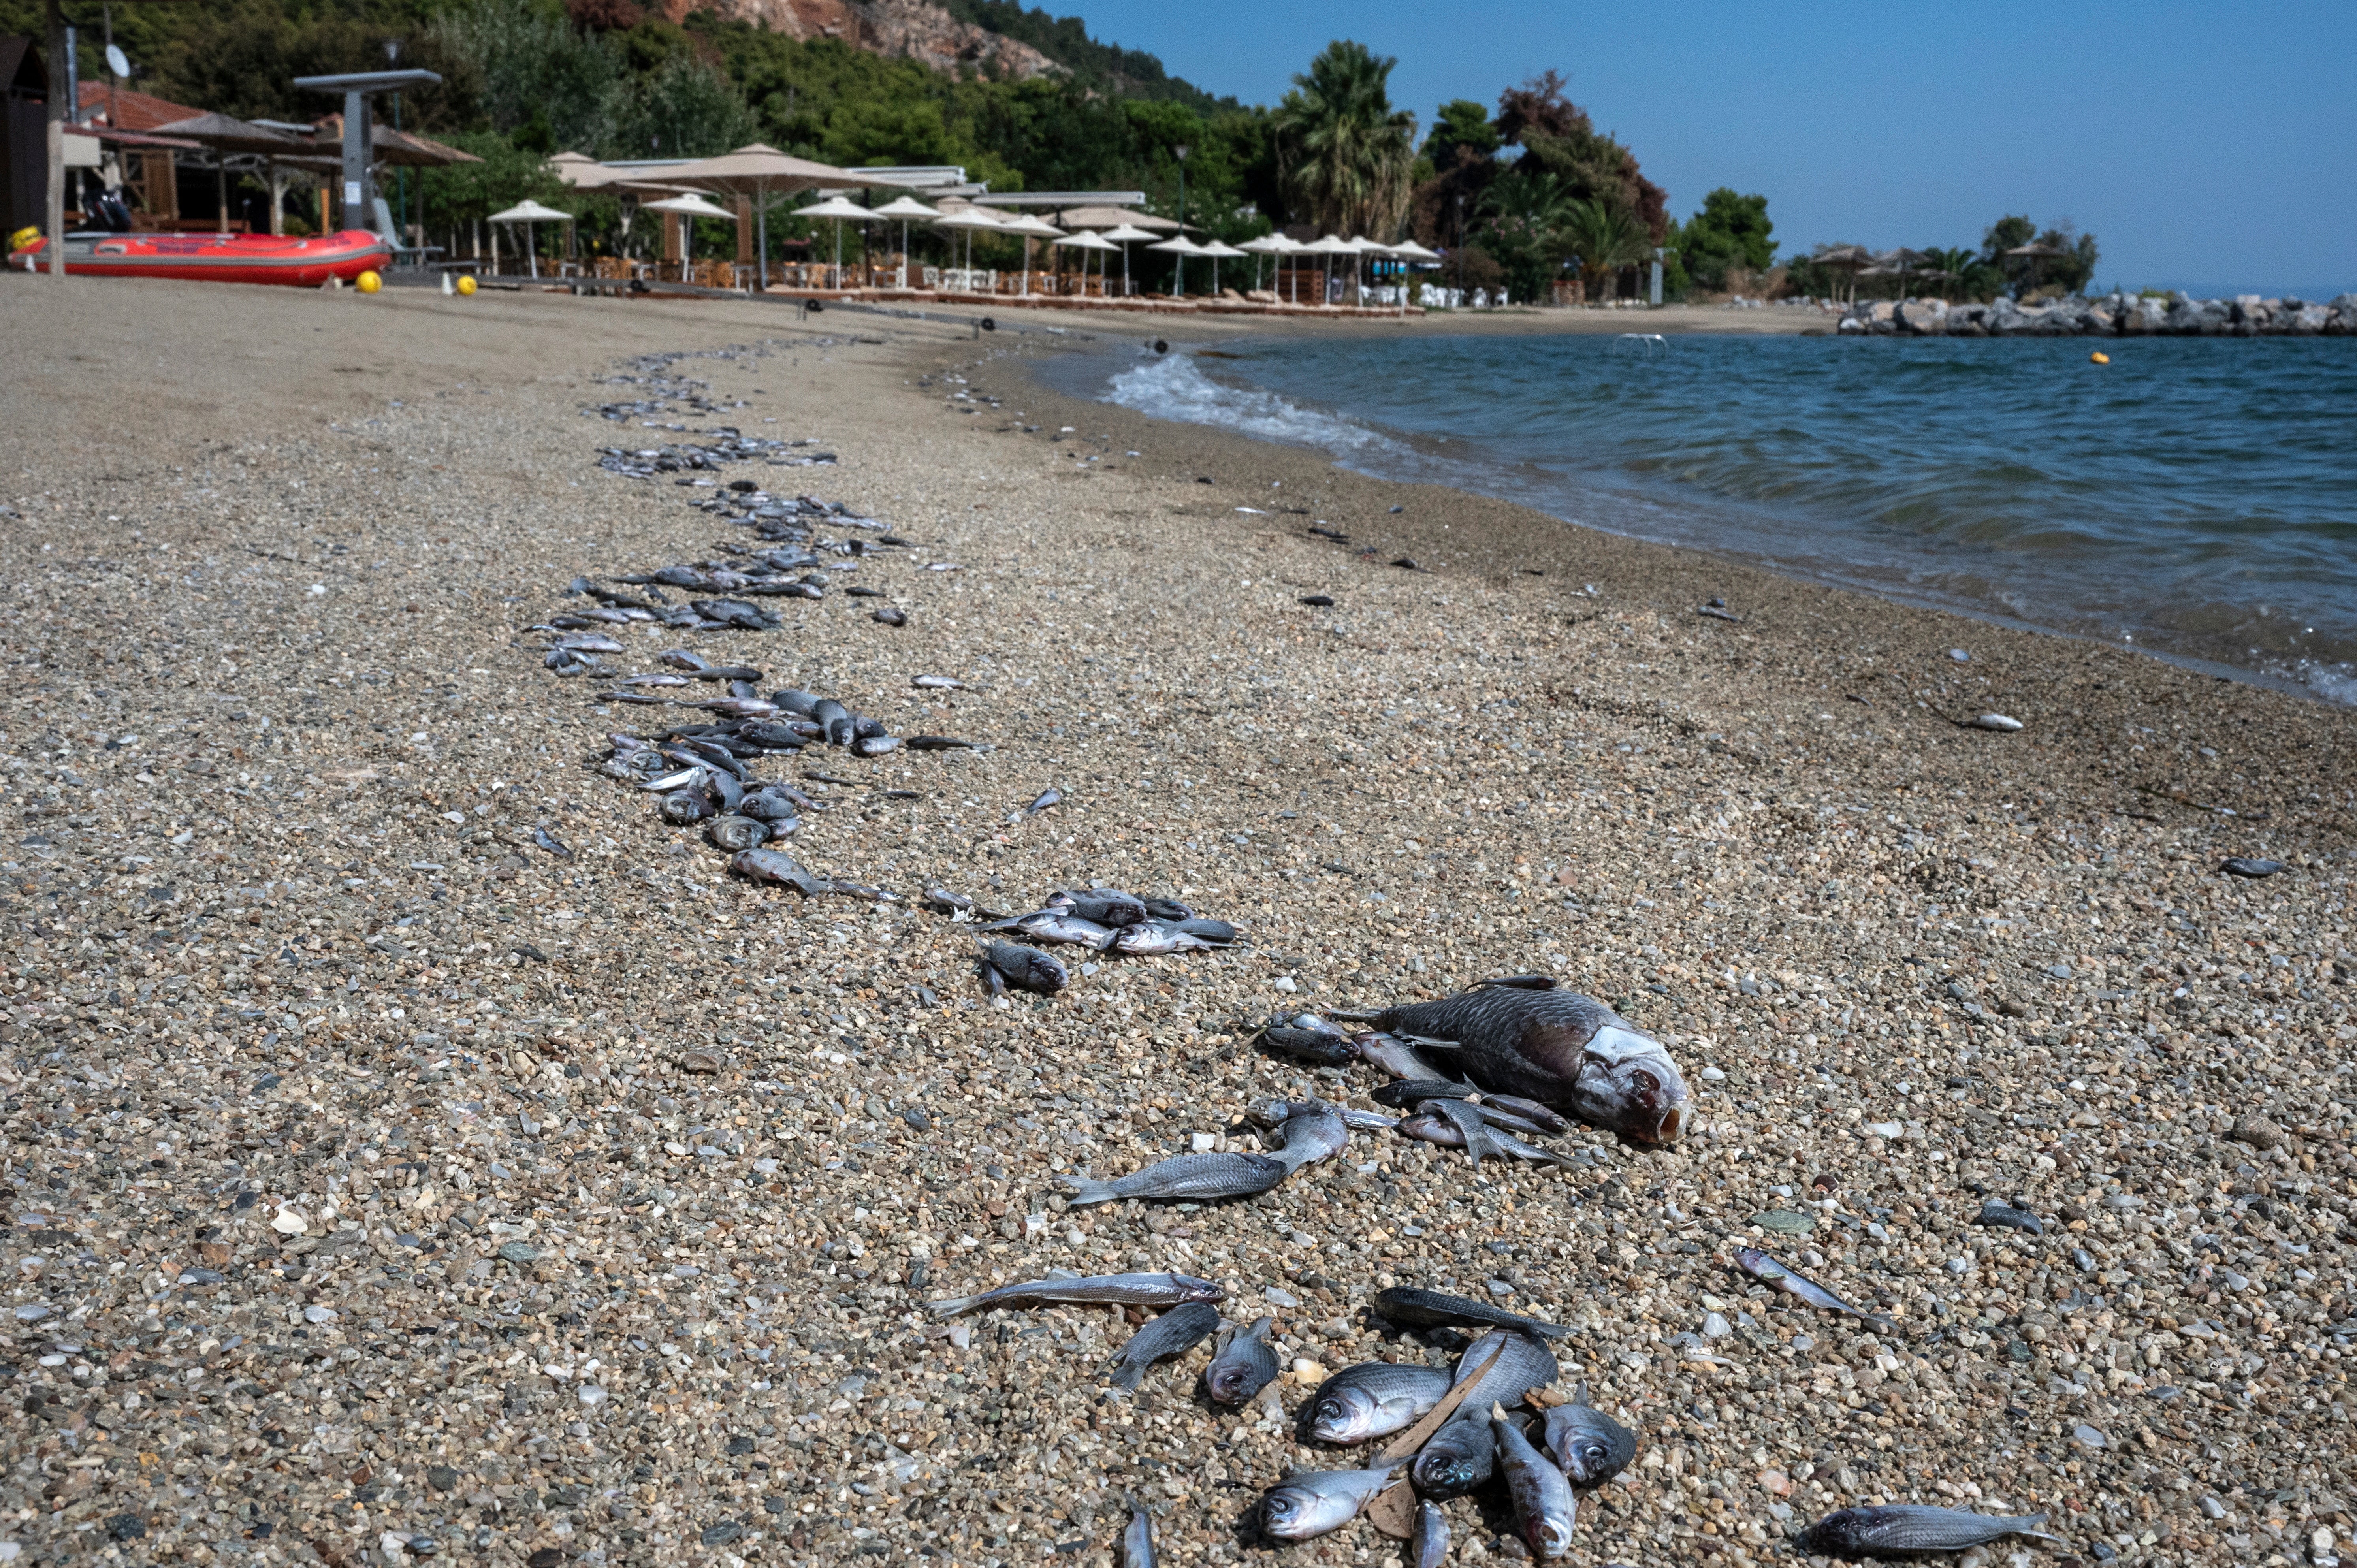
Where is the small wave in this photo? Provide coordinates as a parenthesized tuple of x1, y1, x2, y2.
(1103, 353, 1405, 460)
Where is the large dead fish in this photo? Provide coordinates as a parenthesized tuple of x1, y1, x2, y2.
(1331, 978, 1687, 1146)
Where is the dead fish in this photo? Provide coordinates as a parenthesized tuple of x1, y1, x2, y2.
(1410, 1413, 1496, 1499)
(1413, 1501, 1449, 1568)
(1174, 917, 1239, 945)
(1257, 1024, 1357, 1067)
(1482, 1094, 1572, 1136)
(927, 1271, 1224, 1318)
(1426, 1095, 1510, 1168)
(1106, 1300, 1222, 1393)
(1141, 897, 1194, 921)
(1122, 1496, 1154, 1568)
(658, 648, 713, 671)
(812, 698, 854, 746)
(1203, 1316, 1280, 1406)
(1698, 601, 1741, 622)
(1111, 919, 1220, 956)
(1272, 1101, 1349, 1172)
(1447, 1330, 1558, 1415)
(659, 790, 715, 825)
(1495, 1405, 1578, 1559)
(1976, 1200, 2044, 1236)
(2222, 856, 2285, 877)
(1372, 1286, 1570, 1342)
(770, 688, 822, 715)
(913, 674, 964, 690)
(1735, 1247, 1896, 1331)
(1477, 973, 1559, 990)
(619, 672, 691, 688)
(1063, 1151, 1288, 1208)
(1331, 984, 1688, 1147)
(851, 734, 902, 758)
(1795, 1506, 2058, 1559)
(981, 939, 1067, 995)
(1259, 1466, 1399, 1542)
(1024, 788, 1062, 815)
(988, 910, 1117, 949)
(1047, 888, 1148, 928)
(529, 827, 572, 859)
(550, 633, 625, 653)
(1299, 594, 1335, 607)
(1396, 1112, 1575, 1169)
(1357, 1032, 1452, 1081)
(873, 606, 907, 626)
(706, 815, 769, 852)
(1969, 713, 2024, 732)
(906, 734, 975, 751)
(727, 848, 826, 894)
(737, 787, 804, 824)
(1469, 1099, 1565, 1139)
(1543, 1386, 1637, 1484)
(1305, 1361, 1454, 1444)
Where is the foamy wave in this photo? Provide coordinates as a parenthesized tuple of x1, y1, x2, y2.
(1103, 353, 1403, 459)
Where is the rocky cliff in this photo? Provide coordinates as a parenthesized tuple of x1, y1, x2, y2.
(656, 0, 1066, 79)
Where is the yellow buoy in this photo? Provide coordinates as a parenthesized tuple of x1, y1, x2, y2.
(455, 273, 477, 297)
(355, 270, 382, 294)
(2090, 350, 2110, 364)
(7, 226, 39, 255)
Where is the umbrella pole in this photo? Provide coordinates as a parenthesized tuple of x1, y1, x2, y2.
(757, 183, 768, 290)
(833, 220, 842, 290)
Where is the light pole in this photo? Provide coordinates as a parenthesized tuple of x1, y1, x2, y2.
(382, 38, 405, 253)
(1454, 191, 1465, 302)
(1172, 143, 1188, 296)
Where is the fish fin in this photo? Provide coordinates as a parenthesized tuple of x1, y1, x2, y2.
(1323, 1007, 1386, 1023)
(1108, 1362, 1145, 1393)
(1395, 1032, 1463, 1049)
(925, 1294, 977, 1317)
(1060, 1173, 1121, 1208)
(1475, 973, 1557, 990)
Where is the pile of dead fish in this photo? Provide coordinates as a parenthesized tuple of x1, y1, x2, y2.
(593, 429, 835, 481)
(918, 884, 1242, 996)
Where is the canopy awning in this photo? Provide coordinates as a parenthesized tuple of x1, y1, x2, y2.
(797, 196, 878, 222)
(149, 112, 307, 156)
(643, 194, 739, 221)
(490, 199, 573, 224)
(1057, 205, 1181, 232)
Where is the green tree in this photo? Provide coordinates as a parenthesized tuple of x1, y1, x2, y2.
(1475, 167, 1572, 303)
(433, 0, 624, 154)
(1675, 187, 1772, 292)
(1421, 98, 1498, 166)
(1495, 70, 1667, 240)
(1270, 40, 1417, 238)
(1560, 196, 1653, 297)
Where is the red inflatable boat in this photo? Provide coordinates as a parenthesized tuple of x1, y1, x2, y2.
(8, 228, 392, 287)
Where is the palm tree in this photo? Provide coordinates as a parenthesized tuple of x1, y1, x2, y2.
(1559, 196, 1652, 298)
(1271, 41, 1418, 239)
(1476, 169, 1576, 303)
(1923, 245, 1975, 302)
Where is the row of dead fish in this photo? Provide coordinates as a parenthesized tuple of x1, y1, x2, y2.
(592, 429, 835, 480)
(917, 883, 1242, 997)
(928, 1270, 2052, 1562)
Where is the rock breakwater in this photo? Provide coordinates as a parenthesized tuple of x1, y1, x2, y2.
(1839, 290, 2357, 337)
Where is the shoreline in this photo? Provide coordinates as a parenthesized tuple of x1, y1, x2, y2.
(2, 277, 2349, 1568)
(1026, 325, 2357, 711)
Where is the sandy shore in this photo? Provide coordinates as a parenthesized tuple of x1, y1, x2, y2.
(1, 276, 2351, 1568)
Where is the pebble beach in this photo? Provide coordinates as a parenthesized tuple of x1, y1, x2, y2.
(3, 279, 2353, 1568)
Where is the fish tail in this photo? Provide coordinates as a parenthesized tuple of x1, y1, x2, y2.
(1109, 1361, 1146, 1393)
(925, 1294, 978, 1317)
(1062, 1173, 1121, 1208)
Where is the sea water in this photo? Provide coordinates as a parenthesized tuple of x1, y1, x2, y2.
(1064, 332, 2357, 703)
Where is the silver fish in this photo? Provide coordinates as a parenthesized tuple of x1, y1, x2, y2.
(1543, 1386, 1637, 1484)
(1122, 1496, 1154, 1568)
(1062, 1152, 1288, 1208)
(1494, 1406, 1577, 1560)
(1259, 1466, 1398, 1541)
(913, 674, 965, 689)
(990, 910, 1118, 949)
(726, 848, 826, 894)
(1736, 1247, 1896, 1331)
(1047, 888, 1148, 928)
(1108, 1301, 1222, 1392)
(1111, 919, 1218, 956)
(1272, 1101, 1349, 1172)
(1306, 1361, 1454, 1444)
(1450, 1330, 1558, 1414)
(1477, 1096, 1570, 1137)
(1357, 1031, 1453, 1082)
(1796, 1506, 2058, 1558)
(1335, 984, 1687, 1146)
(1025, 787, 1062, 815)
(1372, 1287, 1571, 1342)
(1413, 1501, 1449, 1568)
(981, 940, 1067, 995)
(1395, 1112, 1575, 1170)
(1427, 1095, 1509, 1167)
(1203, 1316, 1279, 1406)
(1410, 1413, 1496, 1499)
(927, 1271, 1224, 1318)
(706, 815, 769, 852)
(529, 827, 572, 859)
(1339, 1107, 1401, 1133)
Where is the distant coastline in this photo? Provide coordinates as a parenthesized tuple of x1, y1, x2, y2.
(1837, 290, 2357, 337)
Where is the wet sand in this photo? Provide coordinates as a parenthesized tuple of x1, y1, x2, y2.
(1, 275, 2351, 1568)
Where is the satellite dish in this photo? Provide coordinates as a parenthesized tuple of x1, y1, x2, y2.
(105, 43, 130, 78)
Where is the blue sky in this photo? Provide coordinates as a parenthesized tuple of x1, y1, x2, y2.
(1074, 0, 2355, 297)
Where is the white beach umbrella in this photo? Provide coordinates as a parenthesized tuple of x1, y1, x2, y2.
(995, 212, 1064, 296)
(488, 197, 572, 280)
(1146, 233, 1208, 296)
(933, 205, 1007, 279)
(795, 194, 878, 286)
(1096, 222, 1158, 297)
(1236, 232, 1296, 295)
(643, 192, 738, 282)
(1197, 238, 1248, 295)
(1298, 234, 1356, 306)
(1054, 228, 1118, 297)
(871, 193, 938, 286)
